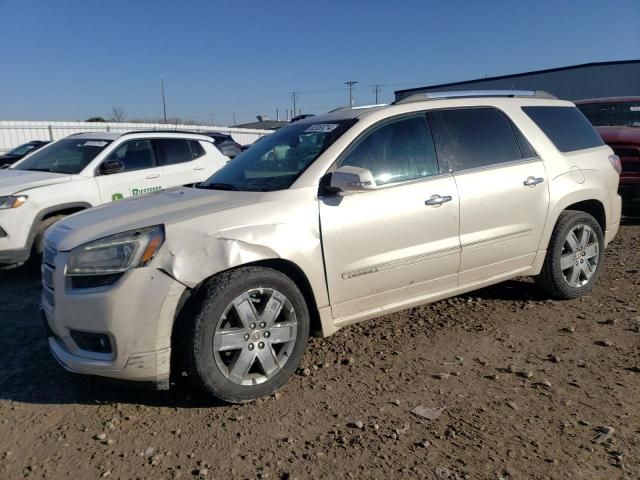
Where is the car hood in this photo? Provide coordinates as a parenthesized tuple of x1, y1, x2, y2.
(47, 187, 264, 251)
(596, 126, 640, 144)
(0, 169, 73, 195)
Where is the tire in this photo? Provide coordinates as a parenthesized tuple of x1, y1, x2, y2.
(535, 210, 605, 299)
(179, 266, 310, 403)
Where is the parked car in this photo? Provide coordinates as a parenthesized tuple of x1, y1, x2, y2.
(202, 131, 242, 159)
(576, 97, 640, 198)
(0, 131, 228, 268)
(42, 91, 621, 403)
(0, 140, 49, 167)
(240, 134, 269, 152)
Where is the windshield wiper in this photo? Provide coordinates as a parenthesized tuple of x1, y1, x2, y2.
(199, 182, 239, 191)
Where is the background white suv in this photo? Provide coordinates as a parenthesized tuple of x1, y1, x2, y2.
(42, 91, 622, 403)
(0, 131, 228, 267)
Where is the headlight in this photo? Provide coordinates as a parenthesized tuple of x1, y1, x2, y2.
(66, 225, 165, 276)
(0, 195, 28, 209)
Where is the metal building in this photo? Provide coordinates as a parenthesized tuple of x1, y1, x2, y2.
(394, 59, 640, 101)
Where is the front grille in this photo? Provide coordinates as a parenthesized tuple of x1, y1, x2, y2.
(41, 244, 56, 309)
(611, 144, 640, 173)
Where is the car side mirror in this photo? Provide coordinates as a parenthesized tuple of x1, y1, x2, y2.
(99, 159, 124, 175)
(330, 166, 377, 193)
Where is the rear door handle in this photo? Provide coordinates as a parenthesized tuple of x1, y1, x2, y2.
(523, 176, 544, 187)
(425, 194, 453, 207)
(145, 174, 160, 180)
(193, 167, 205, 171)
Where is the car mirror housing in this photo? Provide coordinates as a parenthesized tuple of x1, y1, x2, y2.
(99, 159, 124, 175)
(330, 166, 377, 193)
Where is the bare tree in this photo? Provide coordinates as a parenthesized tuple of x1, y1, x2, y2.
(109, 106, 127, 123)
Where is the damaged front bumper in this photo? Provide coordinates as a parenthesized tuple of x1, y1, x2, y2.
(42, 253, 187, 386)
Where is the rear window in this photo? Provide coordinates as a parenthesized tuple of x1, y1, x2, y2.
(522, 106, 604, 153)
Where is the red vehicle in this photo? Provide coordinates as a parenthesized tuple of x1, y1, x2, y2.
(576, 97, 640, 198)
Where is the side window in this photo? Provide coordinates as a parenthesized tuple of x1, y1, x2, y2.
(106, 139, 155, 172)
(189, 140, 206, 158)
(522, 106, 605, 152)
(338, 115, 439, 185)
(154, 139, 194, 166)
(428, 108, 524, 171)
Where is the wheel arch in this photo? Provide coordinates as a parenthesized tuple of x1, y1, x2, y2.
(540, 191, 607, 251)
(171, 258, 323, 345)
(28, 202, 93, 251)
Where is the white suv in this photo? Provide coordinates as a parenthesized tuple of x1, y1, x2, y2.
(0, 131, 228, 267)
(42, 91, 622, 403)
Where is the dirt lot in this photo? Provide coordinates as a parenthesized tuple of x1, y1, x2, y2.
(1, 207, 639, 480)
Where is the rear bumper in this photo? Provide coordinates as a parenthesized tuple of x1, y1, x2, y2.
(604, 193, 622, 247)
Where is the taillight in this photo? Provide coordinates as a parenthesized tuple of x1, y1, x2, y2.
(609, 154, 622, 175)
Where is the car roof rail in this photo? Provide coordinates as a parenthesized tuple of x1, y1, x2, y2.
(327, 104, 388, 113)
(392, 90, 557, 104)
(119, 129, 214, 137)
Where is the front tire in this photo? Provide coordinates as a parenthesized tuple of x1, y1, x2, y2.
(181, 266, 310, 403)
(536, 210, 604, 299)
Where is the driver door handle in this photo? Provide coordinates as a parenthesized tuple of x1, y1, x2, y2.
(523, 176, 544, 187)
(193, 167, 205, 171)
(145, 173, 160, 180)
(425, 194, 453, 207)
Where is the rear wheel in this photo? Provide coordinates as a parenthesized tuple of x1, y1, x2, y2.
(181, 266, 309, 403)
(536, 210, 604, 299)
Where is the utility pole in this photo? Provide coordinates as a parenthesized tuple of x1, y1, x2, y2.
(160, 76, 167, 124)
(232, 112, 237, 125)
(373, 84, 381, 103)
(345, 81, 358, 107)
(210, 112, 214, 126)
(291, 91, 299, 117)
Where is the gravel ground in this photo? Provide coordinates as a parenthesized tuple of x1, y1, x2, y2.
(1, 206, 638, 480)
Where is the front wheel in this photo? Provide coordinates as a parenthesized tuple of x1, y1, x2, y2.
(536, 210, 604, 299)
(181, 266, 310, 403)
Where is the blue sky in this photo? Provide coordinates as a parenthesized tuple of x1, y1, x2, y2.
(0, 0, 638, 125)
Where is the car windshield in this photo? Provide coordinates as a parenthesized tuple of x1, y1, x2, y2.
(7, 142, 40, 156)
(577, 101, 640, 128)
(13, 138, 112, 174)
(199, 119, 356, 191)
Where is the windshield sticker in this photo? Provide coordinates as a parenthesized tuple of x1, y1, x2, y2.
(82, 141, 109, 147)
(80, 140, 109, 147)
(305, 124, 339, 133)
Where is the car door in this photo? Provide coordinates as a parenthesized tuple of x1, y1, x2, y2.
(94, 139, 163, 203)
(428, 108, 550, 284)
(320, 114, 461, 320)
(155, 138, 206, 187)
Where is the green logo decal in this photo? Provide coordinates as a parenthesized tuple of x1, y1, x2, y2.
(112, 193, 124, 201)
(131, 186, 162, 196)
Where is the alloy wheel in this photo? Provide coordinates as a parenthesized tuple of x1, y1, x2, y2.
(212, 288, 298, 386)
(560, 223, 599, 288)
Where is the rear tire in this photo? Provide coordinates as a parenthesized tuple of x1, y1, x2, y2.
(180, 266, 310, 403)
(535, 210, 604, 299)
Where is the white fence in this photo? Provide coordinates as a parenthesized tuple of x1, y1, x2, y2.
(0, 121, 272, 153)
